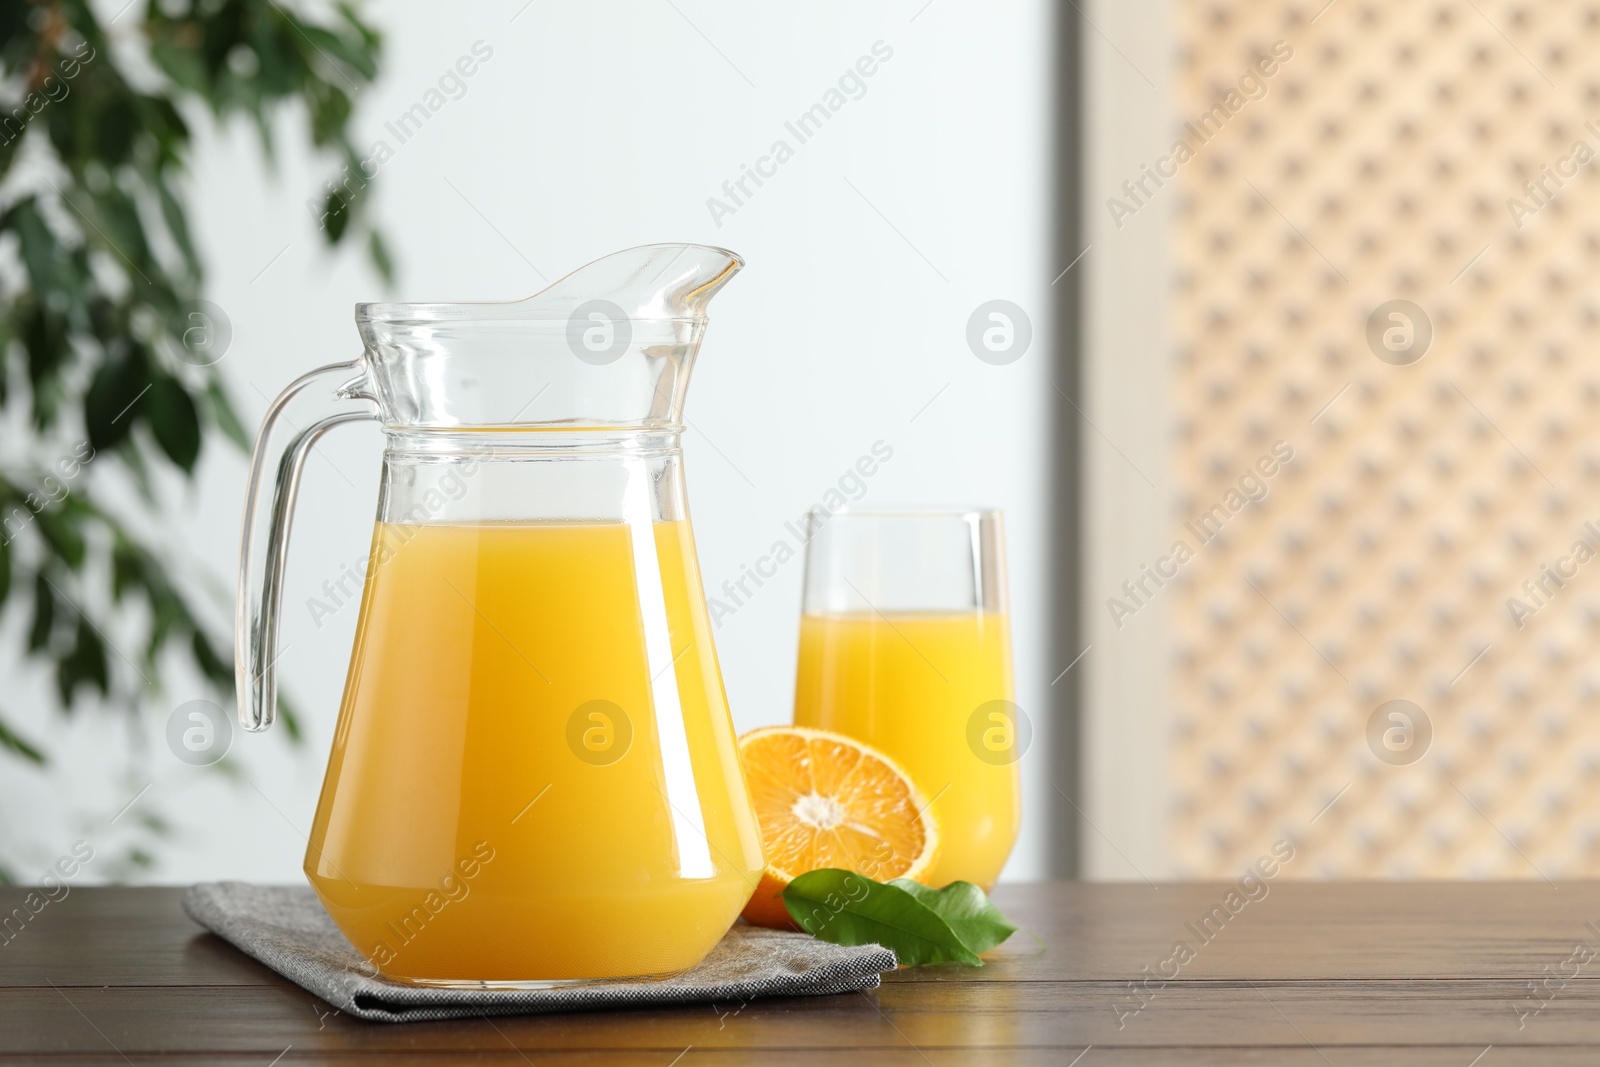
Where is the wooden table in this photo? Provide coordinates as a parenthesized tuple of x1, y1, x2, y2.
(4, 882, 1600, 1064)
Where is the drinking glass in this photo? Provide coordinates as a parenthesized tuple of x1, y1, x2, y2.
(792, 506, 1020, 889)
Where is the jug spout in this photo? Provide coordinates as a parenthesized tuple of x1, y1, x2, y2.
(522, 243, 743, 323)
(355, 243, 742, 328)
(352, 244, 745, 432)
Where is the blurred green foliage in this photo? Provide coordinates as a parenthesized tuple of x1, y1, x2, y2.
(0, 0, 385, 880)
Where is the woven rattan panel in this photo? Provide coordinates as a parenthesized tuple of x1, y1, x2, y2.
(1162, 1, 1600, 878)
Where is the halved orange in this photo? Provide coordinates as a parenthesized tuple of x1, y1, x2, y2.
(737, 725, 940, 928)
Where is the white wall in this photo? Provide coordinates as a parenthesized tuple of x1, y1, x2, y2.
(1, 1, 1055, 885)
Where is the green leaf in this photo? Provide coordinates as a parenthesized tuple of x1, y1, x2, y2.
(111, 540, 141, 602)
(156, 174, 202, 281)
(149, 40, 211, 97)
(190, 629, 231, 688)
(322, 188, 350, 242)
(204, 379, 252, 450)
(0, 307, 12, 407)
(306, 83, 352, 147)
(782, 869, 983, 967)
(35, 509, 87, 569)
(889, 879, 1017, 955)
(90, 96, 138, 169)
(84, 343, 153, 451)
(368, 229, 393, 285)
(90, 186, 153, 269)
(27, 572, 54, 652)
(115, 437, 159, 506)
(57, 614, 110, 705)
(138, 811, 172, 836)
(5, 199, 70, 298)
(0, 112, 26, 178)
(146, 376, 202, 471)
(19, 300, 72, 427)
(276, 691, 304, 743)
(0, 713, 46, 765)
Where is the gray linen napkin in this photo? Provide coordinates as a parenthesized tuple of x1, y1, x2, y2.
(182, 882, 896, 1023)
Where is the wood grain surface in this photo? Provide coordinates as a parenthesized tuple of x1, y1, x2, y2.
(3, 882, 1600, 1064)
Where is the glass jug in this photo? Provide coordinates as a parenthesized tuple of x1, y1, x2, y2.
(235, 244, 764, 986)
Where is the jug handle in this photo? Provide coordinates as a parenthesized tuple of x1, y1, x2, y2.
(235, 361, 377, 732)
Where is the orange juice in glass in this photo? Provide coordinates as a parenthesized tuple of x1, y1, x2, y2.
(792, 507, 1021, 889)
